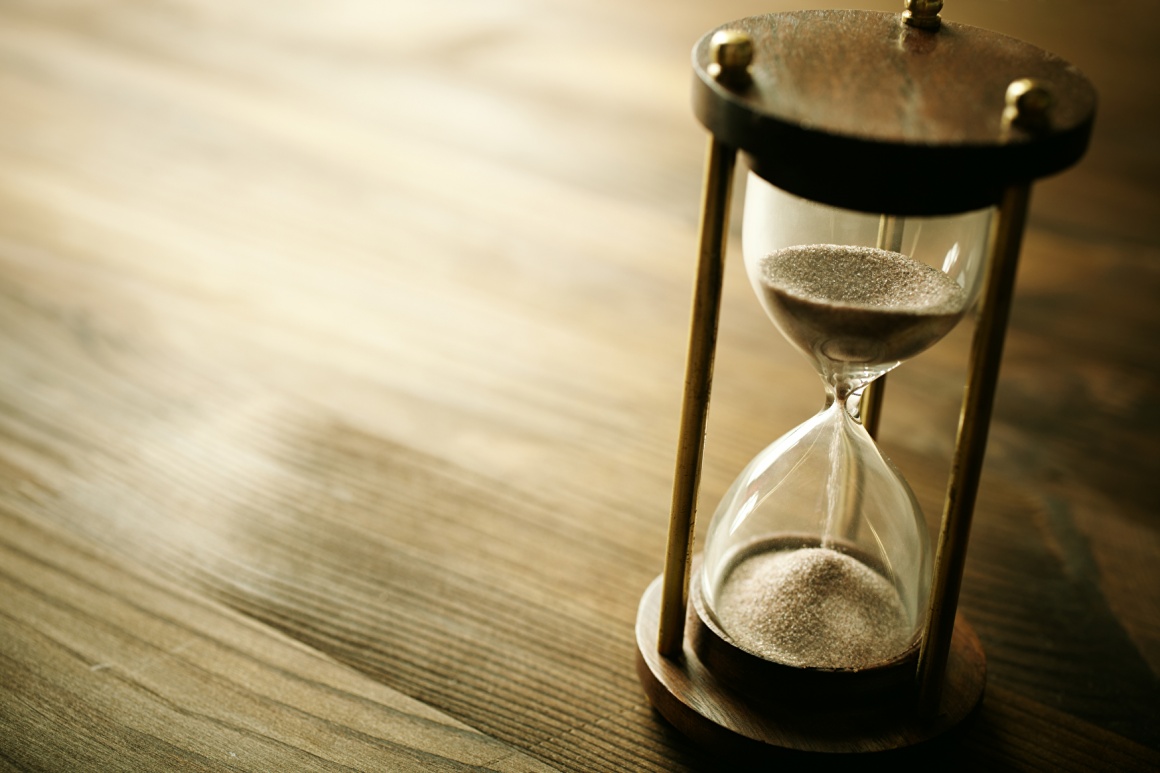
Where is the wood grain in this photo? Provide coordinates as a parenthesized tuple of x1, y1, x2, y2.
(0, 507, 557, 772)
(0, 0, 1156, 771)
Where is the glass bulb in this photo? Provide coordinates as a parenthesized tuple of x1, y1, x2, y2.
(700, 397, 930, 669)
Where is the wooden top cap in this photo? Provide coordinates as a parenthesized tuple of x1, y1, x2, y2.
(692, 11, 1097, 214)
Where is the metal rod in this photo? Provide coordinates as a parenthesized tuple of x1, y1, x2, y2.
(657, 137, 737, 657)
(916, 183, 1032, 713)
(860, 378, 887, 440)
(860, 214, 905, 439)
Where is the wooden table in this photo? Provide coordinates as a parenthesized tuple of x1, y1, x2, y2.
(1, 1, 1157, 770)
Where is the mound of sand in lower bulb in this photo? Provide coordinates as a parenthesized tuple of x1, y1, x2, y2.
(715, 547, 910, 669)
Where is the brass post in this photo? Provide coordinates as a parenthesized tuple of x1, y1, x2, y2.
(657, 137, 737, 657)
(657, 28, 751, 658)
(918, 77, 1051, 713)
(860, 378, 887, 440)
(916, 182, 1031, 713)
(860, 215, 906, 439)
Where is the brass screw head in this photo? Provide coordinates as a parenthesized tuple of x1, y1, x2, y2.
(1003, 78, 1053, 133)
(903, 0, 943, 30)
(707, 29, 753, 88)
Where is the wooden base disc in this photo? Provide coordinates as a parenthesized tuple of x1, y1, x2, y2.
(635, 573, 986, 761)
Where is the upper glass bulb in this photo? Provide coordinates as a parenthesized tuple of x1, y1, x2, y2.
(742, 174, 991, 395)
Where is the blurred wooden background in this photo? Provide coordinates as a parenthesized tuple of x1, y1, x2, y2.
(0, 0, 1157, 770)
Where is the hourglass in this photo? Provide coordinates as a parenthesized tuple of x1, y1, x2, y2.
(698, 187, 989, 687)
(635, 5, 1095, 758)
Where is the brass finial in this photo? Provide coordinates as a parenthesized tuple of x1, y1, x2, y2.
(707, 30, 753, 89)
(1003, 78, 1053, 133)
(903, 0, 943, 30)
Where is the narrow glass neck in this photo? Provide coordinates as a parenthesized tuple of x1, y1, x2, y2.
(820, 362, 891, 406)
